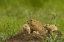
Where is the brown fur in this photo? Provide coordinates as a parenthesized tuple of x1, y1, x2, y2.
(20, 24, 31, 34)
(44, 24, 62, 37)
(27, 19, 46, 34)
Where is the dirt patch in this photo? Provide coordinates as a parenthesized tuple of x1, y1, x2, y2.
(5, 33, 46, 42)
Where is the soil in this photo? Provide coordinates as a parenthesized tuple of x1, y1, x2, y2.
(4, 32, 46, 42)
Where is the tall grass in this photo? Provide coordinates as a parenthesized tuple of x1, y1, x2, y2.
(0, 0, 64, 41)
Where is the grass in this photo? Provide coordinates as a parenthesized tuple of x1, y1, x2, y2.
(0, 0, 64, 42)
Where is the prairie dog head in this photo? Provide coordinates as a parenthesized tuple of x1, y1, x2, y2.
(27, 19, 37, 26)
(21, 24, 31, 34)
(44, 24, 58, 31)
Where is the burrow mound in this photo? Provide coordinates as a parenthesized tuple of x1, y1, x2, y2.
(5, 33, 46, 42)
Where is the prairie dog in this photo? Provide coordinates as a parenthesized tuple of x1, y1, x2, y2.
(44, 24, 58, 31)
(27, 19, 46, 34)
(21, 24, 31, 34)
(44, 24, 62, 36)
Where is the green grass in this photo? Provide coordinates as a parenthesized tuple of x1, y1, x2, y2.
(0, 0, 64, 42)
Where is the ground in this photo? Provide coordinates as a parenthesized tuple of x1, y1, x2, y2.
(5, 33, 46, 42)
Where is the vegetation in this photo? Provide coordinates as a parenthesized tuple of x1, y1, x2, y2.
(0, 0, 64, 42)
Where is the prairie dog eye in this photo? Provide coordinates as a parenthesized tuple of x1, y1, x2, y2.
(30, 20, 32, 21)
(28, 23, 29, 24)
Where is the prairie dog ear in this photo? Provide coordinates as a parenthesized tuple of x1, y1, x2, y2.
(34, 20, 36, 22)
(27, 21, 28, 22)
(27, 21, 29, 24)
